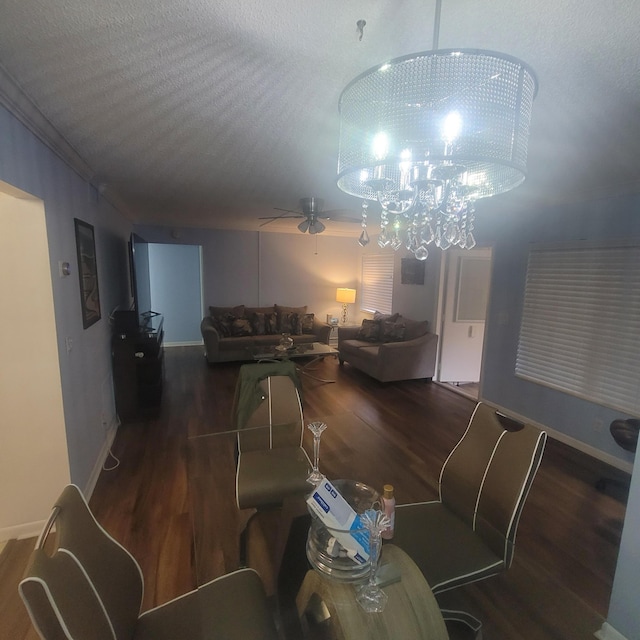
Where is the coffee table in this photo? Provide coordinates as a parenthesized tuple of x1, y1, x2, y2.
(252, 341, 339, 383)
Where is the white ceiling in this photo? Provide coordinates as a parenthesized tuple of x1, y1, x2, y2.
(1, 0, 639, 237)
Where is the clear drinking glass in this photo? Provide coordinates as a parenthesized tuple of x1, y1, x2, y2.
(306, 421, 327, 485)
(355, 508, 391, 613)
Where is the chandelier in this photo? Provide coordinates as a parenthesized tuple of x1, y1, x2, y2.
(336, 6, 537, 260)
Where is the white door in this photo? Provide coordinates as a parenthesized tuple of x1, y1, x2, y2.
(437, 247, 492, 383)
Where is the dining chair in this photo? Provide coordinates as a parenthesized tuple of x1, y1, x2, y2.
(392, 402, 547, 637)
(19, 484, 278, 640)
(234, 361, 312, 564)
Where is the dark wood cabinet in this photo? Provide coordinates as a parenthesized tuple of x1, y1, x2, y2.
(112, 315, 164, 423)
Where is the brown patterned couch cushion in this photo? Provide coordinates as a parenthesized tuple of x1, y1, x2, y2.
(211, 312, 236, 337)
(300, 313, 315, 334)
(249, 313, 266, 335)
(382, 319, 406, 342)
(279, 311, 297, 334)
(231, 317, 253, 337)
(265, 312, 278, 335)
(357, 319, 382, 342)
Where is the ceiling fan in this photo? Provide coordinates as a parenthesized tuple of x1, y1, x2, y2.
(259, 197, 360, 234)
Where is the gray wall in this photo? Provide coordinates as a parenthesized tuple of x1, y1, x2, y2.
(0, 103, 131, 492)
(480, 193, 640, 465)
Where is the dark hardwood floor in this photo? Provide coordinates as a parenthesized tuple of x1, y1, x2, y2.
(1, 346, 629, 639)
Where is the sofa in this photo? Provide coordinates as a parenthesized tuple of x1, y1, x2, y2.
(337, 312, 438, 382)
(201, 304, 331, 364)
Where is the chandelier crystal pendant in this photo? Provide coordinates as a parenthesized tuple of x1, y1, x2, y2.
(337, 38, 537, 260)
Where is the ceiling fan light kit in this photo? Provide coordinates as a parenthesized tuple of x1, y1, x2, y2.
(337, 1, 537, 260)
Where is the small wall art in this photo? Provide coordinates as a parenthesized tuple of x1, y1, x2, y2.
(74, 218, 101, 328)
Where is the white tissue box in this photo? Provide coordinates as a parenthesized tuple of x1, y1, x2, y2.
(307, 478, 370, 564)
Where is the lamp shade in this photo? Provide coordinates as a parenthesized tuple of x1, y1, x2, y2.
(337, 49, 538, 204)
(336, 288, 356, 304)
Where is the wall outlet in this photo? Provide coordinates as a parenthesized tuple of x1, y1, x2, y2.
(593, 418, 604, 433)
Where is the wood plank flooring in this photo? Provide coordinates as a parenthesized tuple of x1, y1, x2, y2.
(1, 346, 629, 640)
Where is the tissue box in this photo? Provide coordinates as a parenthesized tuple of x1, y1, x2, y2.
(307, 478, 370, 564)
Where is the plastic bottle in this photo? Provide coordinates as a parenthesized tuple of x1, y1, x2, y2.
(381, 484, 395, 540)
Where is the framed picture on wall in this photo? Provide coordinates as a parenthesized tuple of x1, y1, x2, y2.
(74, 218, 101, 329)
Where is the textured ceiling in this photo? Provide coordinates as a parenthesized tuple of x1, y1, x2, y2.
(1, 0, 639, 236)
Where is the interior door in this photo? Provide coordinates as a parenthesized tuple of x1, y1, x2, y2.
(437, 247, 492, 383)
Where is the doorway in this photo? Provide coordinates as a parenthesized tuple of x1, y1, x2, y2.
(436, 247, 493, 399)
(147, 243, 204, 345)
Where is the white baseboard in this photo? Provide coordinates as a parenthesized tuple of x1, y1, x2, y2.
(595, 622, 629, 640)
(83, 420, 118, 500)
(0, 519, 47, 541)
(0, 420, 118, 542)
(483, 401, 633, 474)
(164, 341, 203, 347)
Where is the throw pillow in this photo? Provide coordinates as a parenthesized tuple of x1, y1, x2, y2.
(231, 317, 253, 337)
(357, 319, 381, 342)
(209, 316, 227, 337)
(264, 312, 278, 335)
(209, 304, 245, 318)
(213, 312, 236, 337)
(301, 313, 315, 334)
(250, 312, 266, 336)
(279, 311, 297, 334)
(382, 320, 406, 342)
(290, 313, 304, 336)
(373, 310, 400, 323)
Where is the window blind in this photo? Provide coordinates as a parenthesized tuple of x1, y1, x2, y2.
(515, 243, 640, 414)
(361, 254, 394, 315)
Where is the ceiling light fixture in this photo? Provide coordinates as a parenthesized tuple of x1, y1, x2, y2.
(337, 0, 538, 260)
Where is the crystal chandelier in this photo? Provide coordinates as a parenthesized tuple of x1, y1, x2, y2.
(337, 4, 538, 260)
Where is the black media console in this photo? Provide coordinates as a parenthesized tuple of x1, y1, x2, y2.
(111, 313, 164, 423)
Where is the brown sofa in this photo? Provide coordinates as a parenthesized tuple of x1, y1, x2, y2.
(201, 304, 331, 364)
(338, 313, 438, 382)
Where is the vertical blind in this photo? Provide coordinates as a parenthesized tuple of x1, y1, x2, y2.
(361, 254, 394, 315)
(516, 243, 640, 414)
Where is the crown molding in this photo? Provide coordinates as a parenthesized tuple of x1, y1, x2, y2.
(0, 64, 137, 220)
(0, 63, 97, 184)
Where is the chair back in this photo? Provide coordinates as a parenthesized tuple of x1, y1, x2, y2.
(439, 402, 546, 567)
(238, 375, 304, 452)
(19, 484, 143, 640)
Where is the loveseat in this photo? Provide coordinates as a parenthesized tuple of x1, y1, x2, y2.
(201, 304, 331, 364)
(338, 312, 438, 382)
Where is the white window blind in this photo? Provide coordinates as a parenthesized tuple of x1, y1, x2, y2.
(516, 243, 640, 414)
(361, 254, 394, 315)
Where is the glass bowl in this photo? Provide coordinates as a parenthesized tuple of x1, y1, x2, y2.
(306, 479, 380, 582)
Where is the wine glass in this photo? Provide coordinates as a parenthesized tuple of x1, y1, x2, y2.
(306, 421, 327, 485)
(355, 508, 391, 613)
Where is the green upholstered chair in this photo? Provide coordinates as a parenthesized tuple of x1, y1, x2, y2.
(234, 362, 312, 564)
(393, 402, 547, 636)
(19, 484, 278, 640)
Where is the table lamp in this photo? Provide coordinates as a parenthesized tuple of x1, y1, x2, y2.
(336, 288, 356, 324)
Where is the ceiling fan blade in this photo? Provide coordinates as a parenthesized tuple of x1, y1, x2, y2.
(258, 215, 304, 220)
(273, 207, 302, 214)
